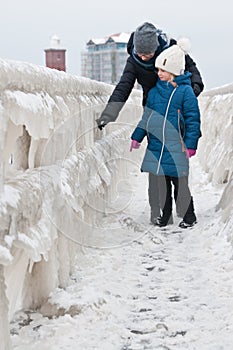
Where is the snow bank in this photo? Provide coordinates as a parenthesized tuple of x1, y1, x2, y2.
(0, 58, 142, 349)
(198, 83, 233, 233)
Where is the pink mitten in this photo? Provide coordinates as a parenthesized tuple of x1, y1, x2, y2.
(130, 140, 141, 152)
(186, 149, 196, 158)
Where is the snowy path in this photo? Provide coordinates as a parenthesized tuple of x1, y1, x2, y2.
(11, 157, 233, 350)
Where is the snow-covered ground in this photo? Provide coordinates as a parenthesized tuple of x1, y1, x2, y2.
(10, 154, 233, 350)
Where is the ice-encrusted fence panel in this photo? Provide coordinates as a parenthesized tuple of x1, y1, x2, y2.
(198, 83, 233, 234)
(0, 58, 142, 349)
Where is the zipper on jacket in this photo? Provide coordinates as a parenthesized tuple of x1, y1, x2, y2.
(156, 87, 177, 174)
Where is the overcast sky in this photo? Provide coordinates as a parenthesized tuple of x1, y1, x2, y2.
(0, 0, 232, 90)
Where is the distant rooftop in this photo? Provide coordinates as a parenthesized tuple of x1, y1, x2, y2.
(86, 32, 130, 46)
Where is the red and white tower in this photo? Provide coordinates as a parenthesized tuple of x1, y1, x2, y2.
(44, 35, 66, 71)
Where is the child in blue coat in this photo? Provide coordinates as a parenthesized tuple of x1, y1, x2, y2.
(130, 39, 201, 228)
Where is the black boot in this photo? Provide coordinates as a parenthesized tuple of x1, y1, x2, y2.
(179, 220, 197, 229)
(179, 197, 197, 228)
(155, 213, 173, 227)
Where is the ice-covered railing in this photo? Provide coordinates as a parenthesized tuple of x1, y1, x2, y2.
(0, 59, 142, 173)
(0, 58, 142, 349)
(198, 83, 233, 231)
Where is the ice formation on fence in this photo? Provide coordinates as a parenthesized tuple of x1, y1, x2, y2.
(198, 85, 233, 224)
(0, 58, 142, 349)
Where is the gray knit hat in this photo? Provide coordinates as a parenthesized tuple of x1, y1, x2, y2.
(133, 22, 159, 54)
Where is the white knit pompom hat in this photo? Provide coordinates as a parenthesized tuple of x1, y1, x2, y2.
(155, 38, 191, 76)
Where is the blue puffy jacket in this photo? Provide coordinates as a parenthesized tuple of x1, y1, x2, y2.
(131, 72, 201, 177)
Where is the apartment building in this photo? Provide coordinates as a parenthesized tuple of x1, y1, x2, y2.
(81, 32, 130, 85)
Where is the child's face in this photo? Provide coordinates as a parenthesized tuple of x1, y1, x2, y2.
(158, 68, 173, 81)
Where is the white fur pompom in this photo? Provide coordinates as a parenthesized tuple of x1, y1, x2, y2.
(177, 37, 191, 54)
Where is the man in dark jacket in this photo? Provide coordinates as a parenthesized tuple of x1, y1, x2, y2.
(96, 22, 204, 130)
(96, 22, 204, 224)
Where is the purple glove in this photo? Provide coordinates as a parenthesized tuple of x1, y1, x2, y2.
(130, 140, 141, 152)
(186, 149, 196, 158)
